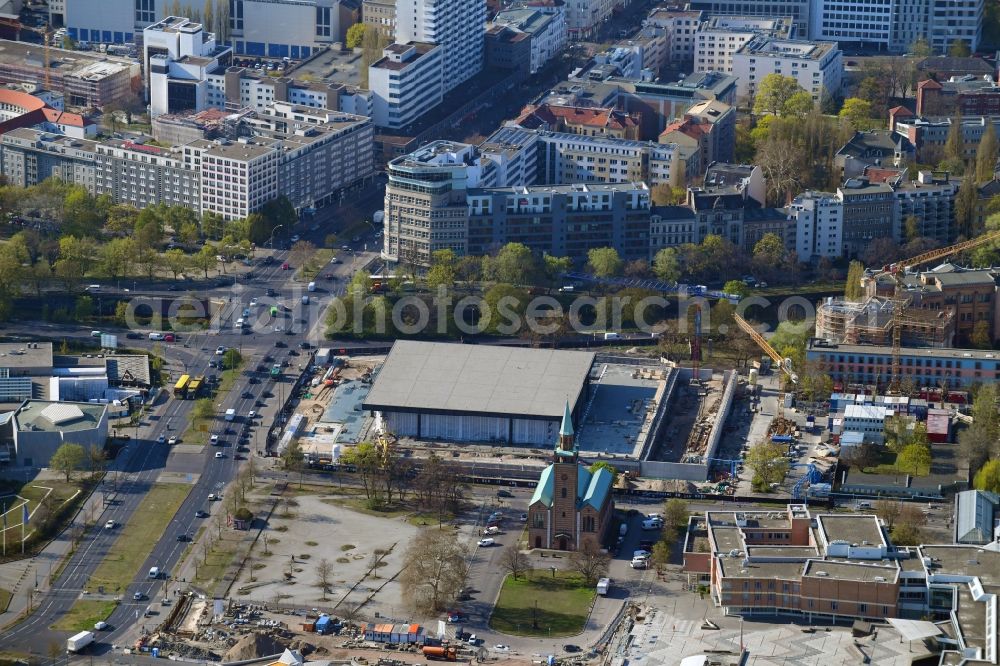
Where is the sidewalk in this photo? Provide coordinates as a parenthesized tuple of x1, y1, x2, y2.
(0, 469, 113, 629)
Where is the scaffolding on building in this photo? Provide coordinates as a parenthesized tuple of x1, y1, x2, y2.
(816, 296, 953, 347)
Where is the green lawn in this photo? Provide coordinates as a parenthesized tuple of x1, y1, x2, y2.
(50, 599, 119, 632)
(86, 483, 190, 593)
(490, 570, 595, 637)
(193, 531, 241, 588)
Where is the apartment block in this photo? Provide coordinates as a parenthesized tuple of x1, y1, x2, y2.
(686, 0, 810, 39)
(809, 0, 893, 50)
(490, 6, 567, 76)
(368, 42, 444, 129)
(363, 0, 397, 41)
(891, 114, 1000, 163)
(658, 99, 736, 170)
(65, 0, 341, 59)
(917, 77, 1000, 117)
(645, 9, 704, 67)
(731, 37, 843, 101)
(487, 126, 699, 188)
(563, 0, 619, 39)
(694, 15, 794, 75)
(1, 102, 374, 221)
(592, 26, 668, 80)
(394, 0, 485, 92)
(891, 170, 958, 245)
(466, 183, 652, 261)
(790, 190, 843, 259)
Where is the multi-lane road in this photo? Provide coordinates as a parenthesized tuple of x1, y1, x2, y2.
(0, 223, 380, 653)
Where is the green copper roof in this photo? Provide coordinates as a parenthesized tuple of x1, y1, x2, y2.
(530, 465, 554, 506)
(528, 463, 613, 513)
(560, 402, 574, 437)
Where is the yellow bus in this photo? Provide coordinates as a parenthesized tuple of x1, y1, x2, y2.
(173, 374, 190, 398)
(187, 375, 204, 398)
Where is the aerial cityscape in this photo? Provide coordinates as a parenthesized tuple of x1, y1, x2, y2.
(0, 1, 998, 665)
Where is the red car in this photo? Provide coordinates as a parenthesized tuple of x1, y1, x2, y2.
(164, 334, 175, 342)
(281, 262, 290, 270)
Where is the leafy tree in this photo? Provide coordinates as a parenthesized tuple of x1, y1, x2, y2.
(945, 114, 966, 165)
(62, 187, 104, 237)
(910, 37, 933, 57)
(587, 247, 623, 278)
(426, 249, 457, 289)
(839, 97, 873, 129)
(782, 90, 814, 117)
(98, 237, 136, 279)
(753, 233, 785, 264)
(346, 23, 366, 48)
(75, 295, 94, 321)
(955, 176, 978, 238)
(948, 38, 971, 57)
(844, 261, 866, 301)
(588, 461, 618, 486)
(662, 498, 689, 529)
(752, 74, 802, 116)
(722, 280, 749, 298)
(194, 244, 217, 278)
(972, 320, 992, 349)
(54, 236, 97, 287)
(490, 242, 538, 285)
(974, 459, 1000, 493)
(842, 442, 879, 471)
(106, 204, 139, 234)
(891, 504, 926, 546)
(976, 121, 998, 183)
(193, 398, 214, 420)
(650, 184, 686, 205)
(482, 283, 529, 335)
(897, 442, 932, 475)
(568, 541, 610, 585)
(50, 443, 85, 482)
(543, 254, 572, 283)
(163, 248, 190, 280)
(745, 440, 790, 490)
(652, 248, 680, 282)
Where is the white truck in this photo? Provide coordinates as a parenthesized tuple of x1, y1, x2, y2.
(596, 578, 611, 596)
(67, 631, 95, 653)
(224, 408, 236, 422)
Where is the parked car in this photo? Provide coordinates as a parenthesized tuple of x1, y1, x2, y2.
(104, 520, 116, 529)
(477, 538, 495, 547)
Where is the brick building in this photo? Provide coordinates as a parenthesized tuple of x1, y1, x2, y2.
(527, 405, 614, 552)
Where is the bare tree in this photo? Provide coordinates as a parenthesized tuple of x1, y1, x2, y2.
(499, 544, 530, 581)
(315, 558, 332, 600)
(874, 498, 901, 530)
(368, 548, 389, 579)
(399, 531, 469, 613)
(568, 542, 610, 586)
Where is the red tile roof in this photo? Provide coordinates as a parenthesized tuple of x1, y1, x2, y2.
(660, 117, 710, 142)
(514, 104, 638, 132)
(41, 108, 92, 128)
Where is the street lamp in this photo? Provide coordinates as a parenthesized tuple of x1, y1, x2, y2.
(267, 225, 286, 250)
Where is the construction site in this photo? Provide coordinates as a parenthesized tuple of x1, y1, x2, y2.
(815, 296, 955, 347)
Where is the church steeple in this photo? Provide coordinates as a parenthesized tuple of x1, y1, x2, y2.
(556, 401, 576, 460)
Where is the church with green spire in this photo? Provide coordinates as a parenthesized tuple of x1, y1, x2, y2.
(526, 402, 614, 551)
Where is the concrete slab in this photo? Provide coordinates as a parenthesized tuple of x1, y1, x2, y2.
(577, 365, 659, 455)
(320, 379, 371, 443)
(156, 471, 201, 485)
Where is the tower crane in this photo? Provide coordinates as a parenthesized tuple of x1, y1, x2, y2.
(868, 230, 1000, 392)
(734, 313, 799, 384)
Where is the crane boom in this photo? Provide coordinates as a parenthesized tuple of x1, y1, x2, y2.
(877, 230, 1000, 279)
(734, 313, 798, 384)
(875, 230, 1000, 391)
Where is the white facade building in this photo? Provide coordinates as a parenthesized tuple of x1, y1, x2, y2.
(144, 16, 232, 117)
(694, 16, 795, 74)
(65, 0, 340, 59)
(645, 9, 704, 66)
(790, 190, 844, 259)
(810, 0, 893, 49)
(564, 0, 619, 39)
(731, 37, 843, 101)
(369, 42, 444, 129)
(493, 7, 567, 75)
(842, 404, 894, 444)
(394, 0, 486, 92)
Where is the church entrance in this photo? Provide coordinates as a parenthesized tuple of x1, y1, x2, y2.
(559, 537, 567, 550)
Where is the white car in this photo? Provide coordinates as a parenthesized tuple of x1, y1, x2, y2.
(94, 621, 108, 631)
(494, 645, 509, 652)
(208, 493, 220, 501)
(157, 435, 166, 444)
(167, 436, 179, 445)
(248, 410, 257, 419)
(477, 538, 495, 547)
(274, 324, 284, 332)
(215, 452, 224, 459)
(633, 549, 651, 560)
(210, 434, 219, 444)
(641, 518, 663, 530)
(215, 346, 226, 355)
(104, 520, 116, 529)
(630, 558, 648, 569)
(249, 297, 259, 307)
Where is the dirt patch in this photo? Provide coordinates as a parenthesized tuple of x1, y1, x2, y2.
(223, 632, 288, 661)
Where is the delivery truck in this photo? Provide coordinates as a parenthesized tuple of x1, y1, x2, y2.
(224, 408, 236, 421)
(597, 577, 611, 596)
(67, 631, 95, 653)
